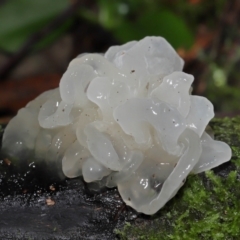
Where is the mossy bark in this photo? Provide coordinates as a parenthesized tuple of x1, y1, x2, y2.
(115, 117, 240, 240)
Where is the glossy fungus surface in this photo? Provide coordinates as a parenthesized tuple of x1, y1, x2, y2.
(2, 37, 232, 214)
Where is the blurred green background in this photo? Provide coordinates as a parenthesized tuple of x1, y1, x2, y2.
(0, 0, 240, 121)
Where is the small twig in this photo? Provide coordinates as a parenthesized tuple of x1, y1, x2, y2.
(0, 0, 83, 81)
(114, 203, 127, 221)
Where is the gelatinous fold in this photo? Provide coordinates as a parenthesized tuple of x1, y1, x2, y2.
(2, 36, 232, 215)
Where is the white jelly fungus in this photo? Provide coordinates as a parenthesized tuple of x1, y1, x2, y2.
(2, 36, 232, 215)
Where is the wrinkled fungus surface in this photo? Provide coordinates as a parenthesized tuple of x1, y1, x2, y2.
(2, 37, 231, 214)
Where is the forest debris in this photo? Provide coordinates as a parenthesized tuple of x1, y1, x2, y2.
(49, 185, 56, 191)
(46, 198, 55, 206)
(4, 158, 11, 166)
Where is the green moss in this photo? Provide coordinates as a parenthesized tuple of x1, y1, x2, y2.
(116, 117, 240, 240)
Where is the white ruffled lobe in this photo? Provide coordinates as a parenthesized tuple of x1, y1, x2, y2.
(192, 132, 232, 174)
(150, 72, 193, 117)
(2, 89, 59, 158)
(84, 124, 121, 171)
(82, 157, 111, 183)
(186, 96, 214, 136)
(105, 36, 184, 96)
(62, 140, 90, 178)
